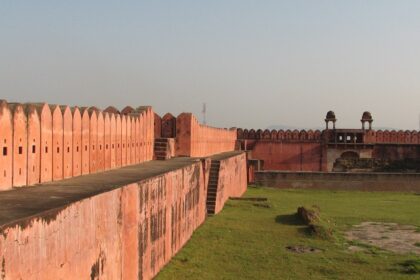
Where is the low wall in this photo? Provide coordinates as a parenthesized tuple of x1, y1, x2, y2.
(176, 113, 237, 157)
(255, 171, 420, 192)
(0, 152, 247, 280)
(213, 152, 247, 214)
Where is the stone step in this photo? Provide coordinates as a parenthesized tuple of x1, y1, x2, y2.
(155, 138, 169, 142)
(154, 145, 167, 149)
(154, 143, 167, 148)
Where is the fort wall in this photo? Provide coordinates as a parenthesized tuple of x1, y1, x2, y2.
(175, 113, 237, 157)
(213, 153, 247, 214)
(0, 100, 155, 191)
(238, 128, 420, 173)
(255, 171, 420, 192)
(0, 153, 247, 280)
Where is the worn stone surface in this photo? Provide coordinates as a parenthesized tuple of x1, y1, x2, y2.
(213, 152, 247, 214)
(175, 113, 236, 158)
(0, 152, 246, 280)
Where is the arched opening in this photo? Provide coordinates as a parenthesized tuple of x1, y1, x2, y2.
(340, 151, 359, 159)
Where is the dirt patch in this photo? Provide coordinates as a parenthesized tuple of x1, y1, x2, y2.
(346, 222, 420, 255)
(230, 197, 268, 201)
(252, 202, 271, 208)
(286, 245, 321, 254)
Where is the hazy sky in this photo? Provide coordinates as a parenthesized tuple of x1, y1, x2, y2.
(1, 1, 420, 130)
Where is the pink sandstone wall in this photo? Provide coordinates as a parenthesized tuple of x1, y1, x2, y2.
(26, 105, 41, 186)
(154, 113, 162, 139)
(0, 101, 12, 190)
(131, 116, 136, 164)
(81, 108, 90, 175)
(0, 156, 248, 280)
(97, 112, 105, 172)
(39, 104, 53, 183)
(0, 154, 247, 280)
(52, 105, 64, 181)
(214, 153, 248, 214)
(0, 101, 156, 190)
(116, 114, 122, 168)
(72, 107, 82, 177)
(62, 106, 73, 179)
(161, 113, 176, 138)
(110, 113, 116, 168)
(374, 130, 420, 144)
(89, 109, 98, 173)
(135, 116, 141, 163)
(11, 104, 27, 187)
(175, 113, 237, 157)
(251, 142, 324, 171)
(104, 112, 111, 170)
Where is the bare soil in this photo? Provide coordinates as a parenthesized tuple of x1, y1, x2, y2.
(285, 245, 321, 254)
(346, 222, 420, 255)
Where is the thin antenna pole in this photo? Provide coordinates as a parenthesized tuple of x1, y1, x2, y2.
(202, 103, 207, 125)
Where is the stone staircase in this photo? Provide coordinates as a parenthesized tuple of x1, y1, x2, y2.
(206, 160, 220, 215)
(154, 138, 170, 160)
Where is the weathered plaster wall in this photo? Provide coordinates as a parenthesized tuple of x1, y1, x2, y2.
(175, 113, 237, 158)
(250, 141, 325, 172)
(0, 153, 247, 280)
(0, 101, 155, 191)
(373, 144, 420, 161)
(255, 171, 420, 192)
(326, 147, 373, 171)
(214, 153, 247, 214)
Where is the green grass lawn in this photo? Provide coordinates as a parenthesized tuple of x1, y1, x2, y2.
(156, 187, 420, 280)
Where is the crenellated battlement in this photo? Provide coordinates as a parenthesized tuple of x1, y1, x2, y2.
(237, 127, 420, 145)
(0, 100, 155, 191)
(238, 128, 323, 142)
(0, 100, 240, 191)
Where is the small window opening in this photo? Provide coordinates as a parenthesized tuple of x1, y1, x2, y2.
(77, 146, 79, 152)
(67, 147, 70, 153)
(32, 145, 36, 153)
(3, 147, 7, 156)
(85, 145, 87, 151)
(18, 146, 23, 154)
(57, 147, 60, 153)
(45, 147, 48, 153)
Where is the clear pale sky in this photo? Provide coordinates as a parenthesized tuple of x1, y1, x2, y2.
(1, 1, 420, 130)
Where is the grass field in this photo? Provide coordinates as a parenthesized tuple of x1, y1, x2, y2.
(156, 187, 420, 280)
